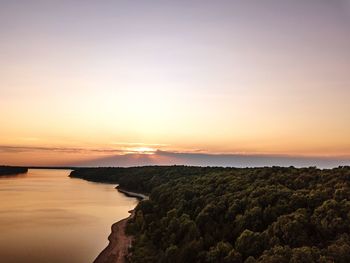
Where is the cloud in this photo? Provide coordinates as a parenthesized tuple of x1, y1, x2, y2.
(0, 145, 127, 154)
(71, 150, 350, 169)
(110, 142, 169, 147)
(1, 145, 349, 168)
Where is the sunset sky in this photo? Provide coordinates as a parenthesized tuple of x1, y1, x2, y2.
(1, 1, 349, 166)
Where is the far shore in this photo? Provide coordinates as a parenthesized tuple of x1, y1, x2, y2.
(94, 187, 148, 263)
(0, 166, 28, 176)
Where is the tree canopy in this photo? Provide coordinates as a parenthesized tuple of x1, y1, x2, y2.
(71, 166, 350, 262)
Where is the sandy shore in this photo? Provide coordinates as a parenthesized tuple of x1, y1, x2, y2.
(94, 188, 148, 263)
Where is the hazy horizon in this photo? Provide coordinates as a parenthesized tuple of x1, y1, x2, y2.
(1, 145, 349, 169)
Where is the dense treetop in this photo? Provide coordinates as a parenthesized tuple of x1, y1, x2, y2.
(71, 166, 350, 262)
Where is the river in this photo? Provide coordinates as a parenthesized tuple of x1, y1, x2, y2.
(0, 169, 137, 263)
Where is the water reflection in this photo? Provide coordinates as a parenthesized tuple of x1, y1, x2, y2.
(0, 169, 137, 263)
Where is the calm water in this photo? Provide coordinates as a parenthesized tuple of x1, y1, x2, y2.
(0, 169, 137, 263)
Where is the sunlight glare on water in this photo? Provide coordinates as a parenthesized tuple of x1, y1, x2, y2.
(0, 169, 137, 263)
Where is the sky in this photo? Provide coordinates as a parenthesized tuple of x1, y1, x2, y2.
(0, 0, 349, 167)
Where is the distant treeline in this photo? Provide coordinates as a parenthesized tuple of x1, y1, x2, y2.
(69, 166, 225, 193)
(71, 166, 350, 262)
(0, 166, 28, 176)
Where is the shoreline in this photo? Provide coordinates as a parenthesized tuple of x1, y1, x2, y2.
(116, 186, 149, 201)
(94, 187, 148, 263)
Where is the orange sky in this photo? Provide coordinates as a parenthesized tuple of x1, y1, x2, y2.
(0, 1, 349, 166)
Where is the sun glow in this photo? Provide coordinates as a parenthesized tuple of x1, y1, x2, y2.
(130, 147, 157, 154)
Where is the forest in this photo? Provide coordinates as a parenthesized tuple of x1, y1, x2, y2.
(0, 166, 28, 176)
(70, 166, 350, 262)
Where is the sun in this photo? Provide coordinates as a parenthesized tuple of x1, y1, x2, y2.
(132, 147, 156, 154)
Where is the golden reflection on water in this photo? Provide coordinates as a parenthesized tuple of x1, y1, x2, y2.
(0, 169, 137, 263)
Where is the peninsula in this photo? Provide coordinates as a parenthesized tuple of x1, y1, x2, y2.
(0, 166, 28, 176)
(71, 166, 350, 263)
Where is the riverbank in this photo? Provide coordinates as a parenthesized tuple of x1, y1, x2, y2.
(94, 188, 148, 263)
(116, 186, 149, 201)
